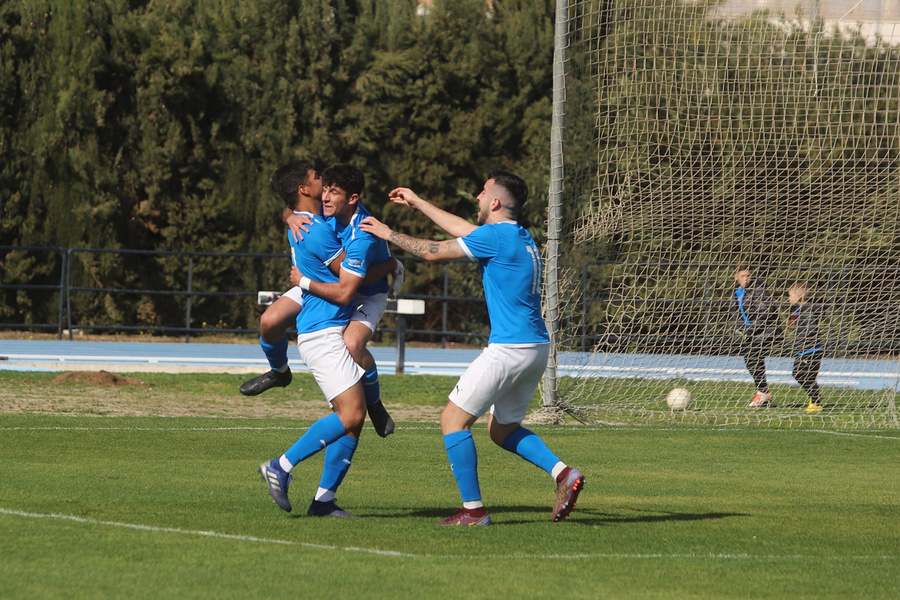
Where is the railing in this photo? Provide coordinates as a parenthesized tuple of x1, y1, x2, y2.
(1, 246, 487, 345)
(11, 247, 896, 356)
(0, 246, 67, 337)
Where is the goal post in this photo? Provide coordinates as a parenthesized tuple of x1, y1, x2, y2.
(539, 0, 900, 428)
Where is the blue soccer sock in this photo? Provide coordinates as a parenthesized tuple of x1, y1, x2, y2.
(315, 434, 359, 502)
(282, 413, 347, 470)
(443, 430, 482, 504)
(501, 427, 561, 475)
(362, 366, 380, 406)
(260, 335, 289, 371)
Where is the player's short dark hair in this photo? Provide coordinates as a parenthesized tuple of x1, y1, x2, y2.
(272, 160, 316, 209)
(488, 169, 528, 216)
(322, 163, 365, 198)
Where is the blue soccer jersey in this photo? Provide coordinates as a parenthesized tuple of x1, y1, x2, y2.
(457, 221, 549, 344)
(334, 203, 392, 297)
(288, 212, 349, 333)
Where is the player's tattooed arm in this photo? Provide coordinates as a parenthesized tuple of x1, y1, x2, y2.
(387, 231, 464, 261)
(359, 216, 465, 262)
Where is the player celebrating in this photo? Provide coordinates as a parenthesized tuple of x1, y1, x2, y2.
(289, 164, 400, 438)
(240, 166, 400, 438)
(360, 170, 584, 526)
(258, 159, 369, 518)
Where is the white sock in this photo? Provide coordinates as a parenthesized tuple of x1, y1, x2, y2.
(462, 500, 484, 510)
(278, 455, 293, 473)
(314, 488, 335, 502)
(551, 462, 567, 481)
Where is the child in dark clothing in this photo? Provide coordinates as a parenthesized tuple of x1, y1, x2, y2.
(787, 282, 824, 413)
(731, 264, 780, 407)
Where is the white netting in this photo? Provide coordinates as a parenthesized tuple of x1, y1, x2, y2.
(542, 0, 900, 428)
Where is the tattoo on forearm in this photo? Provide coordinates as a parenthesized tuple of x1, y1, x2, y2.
(389, 231, 448, 259)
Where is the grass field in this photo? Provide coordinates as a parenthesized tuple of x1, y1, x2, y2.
(0, 372, 898, 599)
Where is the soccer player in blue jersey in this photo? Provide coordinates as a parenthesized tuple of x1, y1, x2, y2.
(290, 164, 399, 438)
(240, 168, 400, 437)
(257, 159, 370, 518)
(360, 170, 585, 526)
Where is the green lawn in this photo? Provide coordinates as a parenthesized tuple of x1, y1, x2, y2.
(1, 403, 897, 598)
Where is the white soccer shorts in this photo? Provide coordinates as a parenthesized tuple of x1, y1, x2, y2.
(281, 286, 304, 306)
(296, 325, 364, 403)
(349, 292, 388, 333)
(449, 342, 551, 425)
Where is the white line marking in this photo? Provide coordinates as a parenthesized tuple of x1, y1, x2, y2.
(803, 429, 900, 440)
(0, 507, 413, 557)
(0, 426, 308, 432)
(1, 425, 898, 439)
(1, 508, 896, 561)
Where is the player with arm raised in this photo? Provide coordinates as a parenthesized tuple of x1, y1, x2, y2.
(257, 160, 367, 518)
(360, 170, 584, 526)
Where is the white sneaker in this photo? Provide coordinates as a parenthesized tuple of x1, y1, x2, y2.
(748, 391, 772, 408)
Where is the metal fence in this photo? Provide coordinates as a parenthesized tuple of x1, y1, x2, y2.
(0, 245, 486, 345)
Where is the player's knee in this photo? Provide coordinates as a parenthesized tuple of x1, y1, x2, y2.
(259, 312, 279, 337)
(343, 334, 369, 362)
(259, 313, 288, 341)
(338, 407, 366, 432)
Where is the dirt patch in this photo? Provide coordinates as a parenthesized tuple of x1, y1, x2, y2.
(0, 377, 444, 421)
(50, 371, 147, 387)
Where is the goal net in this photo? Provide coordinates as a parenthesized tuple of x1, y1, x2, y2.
(541, 0, 900, 428)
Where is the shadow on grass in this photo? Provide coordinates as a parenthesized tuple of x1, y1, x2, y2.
(400, 506, 748, 526)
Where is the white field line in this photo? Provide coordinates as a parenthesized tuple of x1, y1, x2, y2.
(1, 507, 896, 562)
(1, 425, 898, 439)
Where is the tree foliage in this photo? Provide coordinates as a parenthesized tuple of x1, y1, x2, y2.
(1, 0, 554, 332)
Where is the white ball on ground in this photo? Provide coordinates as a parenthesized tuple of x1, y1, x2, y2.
(666, 387, 692, 411)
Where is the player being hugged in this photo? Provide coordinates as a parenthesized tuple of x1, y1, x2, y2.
(258, 160, 369, 519)
(360, 170, 584, 526)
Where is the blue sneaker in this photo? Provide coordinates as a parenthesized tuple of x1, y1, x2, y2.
(307, 499, 357, 518)
(259, 460, 292, 512)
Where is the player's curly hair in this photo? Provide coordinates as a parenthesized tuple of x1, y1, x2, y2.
(271, 160, 316, 209)
(322, 163, 365, 198)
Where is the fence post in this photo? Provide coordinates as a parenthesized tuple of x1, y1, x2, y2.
(442, 264, 449, 349)
(395, 315, 407, 375)
(185, 256, 194, 343)
(66, 249, 74, 340)
(57, 250, 67, 340)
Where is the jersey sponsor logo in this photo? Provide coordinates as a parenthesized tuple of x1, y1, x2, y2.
(347, 258, 364, 270)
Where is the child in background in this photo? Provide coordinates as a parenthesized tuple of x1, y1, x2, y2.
(787, 281, 824, 413)
(731, 264, 780, 407)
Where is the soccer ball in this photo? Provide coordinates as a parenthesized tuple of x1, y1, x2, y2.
(666, 387, 692, 411)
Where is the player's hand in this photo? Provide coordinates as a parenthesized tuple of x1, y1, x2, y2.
(286, 212, 313, 243)
(388, 259, 405, 300)
(290, 266, 302, 287)
(359, 216, 392, 240)
(388, 187, 424, 209)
